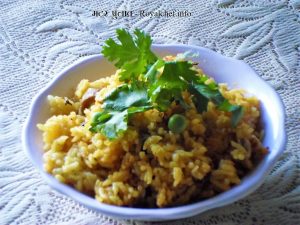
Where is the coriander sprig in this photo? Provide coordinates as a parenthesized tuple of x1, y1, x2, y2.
(90, 29, 244, 139)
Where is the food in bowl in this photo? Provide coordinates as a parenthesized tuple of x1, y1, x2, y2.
(37, 29, 268, 208)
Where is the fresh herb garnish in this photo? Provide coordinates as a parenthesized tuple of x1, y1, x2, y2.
(102, 29, 157, 82)
(90, 28, 244, 139)
(90, 107, 148, 140)
(149, 61, 198, 111)
(189, 82, 244, 127)
(103, 83, 151, 111)
(90, 83, 152, 139)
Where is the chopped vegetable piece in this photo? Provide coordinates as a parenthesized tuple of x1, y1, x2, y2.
(81, 88, 98, 110)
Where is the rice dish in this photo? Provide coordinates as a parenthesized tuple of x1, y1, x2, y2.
(37, 58, 268, 208)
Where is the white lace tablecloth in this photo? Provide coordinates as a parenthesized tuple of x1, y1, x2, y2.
(0, 0, 299, 224)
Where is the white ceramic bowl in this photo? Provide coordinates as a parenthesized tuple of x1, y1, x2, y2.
(22, 44, 286, 221)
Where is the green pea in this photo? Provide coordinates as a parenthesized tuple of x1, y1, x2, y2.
(168, 114, 187, 133)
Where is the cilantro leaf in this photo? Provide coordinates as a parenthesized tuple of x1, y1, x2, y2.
(148, 61, 198, 110)
(90, 106, 150, 140)
(189, 83, 224, 107)
(102, 29, 157, 81)
(189, 84, 209, 113)
(104, 84, 151, 111)
(218, 99, 239, 111)
(90, 82, 152, 139)
(144, 59, 165, 83)
(134, 29, 157, 62)
(189, 83, 244, 127)
(218, 100, 244, 126)
(231, 106, 244, 127)
(150, 86, 189, 111)
(156, 61, 198, 89)
(150, 87, 176, 111)
(90, 110, 128, 139)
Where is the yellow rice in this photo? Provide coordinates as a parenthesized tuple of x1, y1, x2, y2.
(37, 61, 268, 208)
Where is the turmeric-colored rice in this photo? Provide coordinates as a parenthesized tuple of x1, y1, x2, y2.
(37, 60, 268, 208)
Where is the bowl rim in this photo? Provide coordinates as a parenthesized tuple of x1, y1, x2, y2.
(22, 43, 287, 220)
